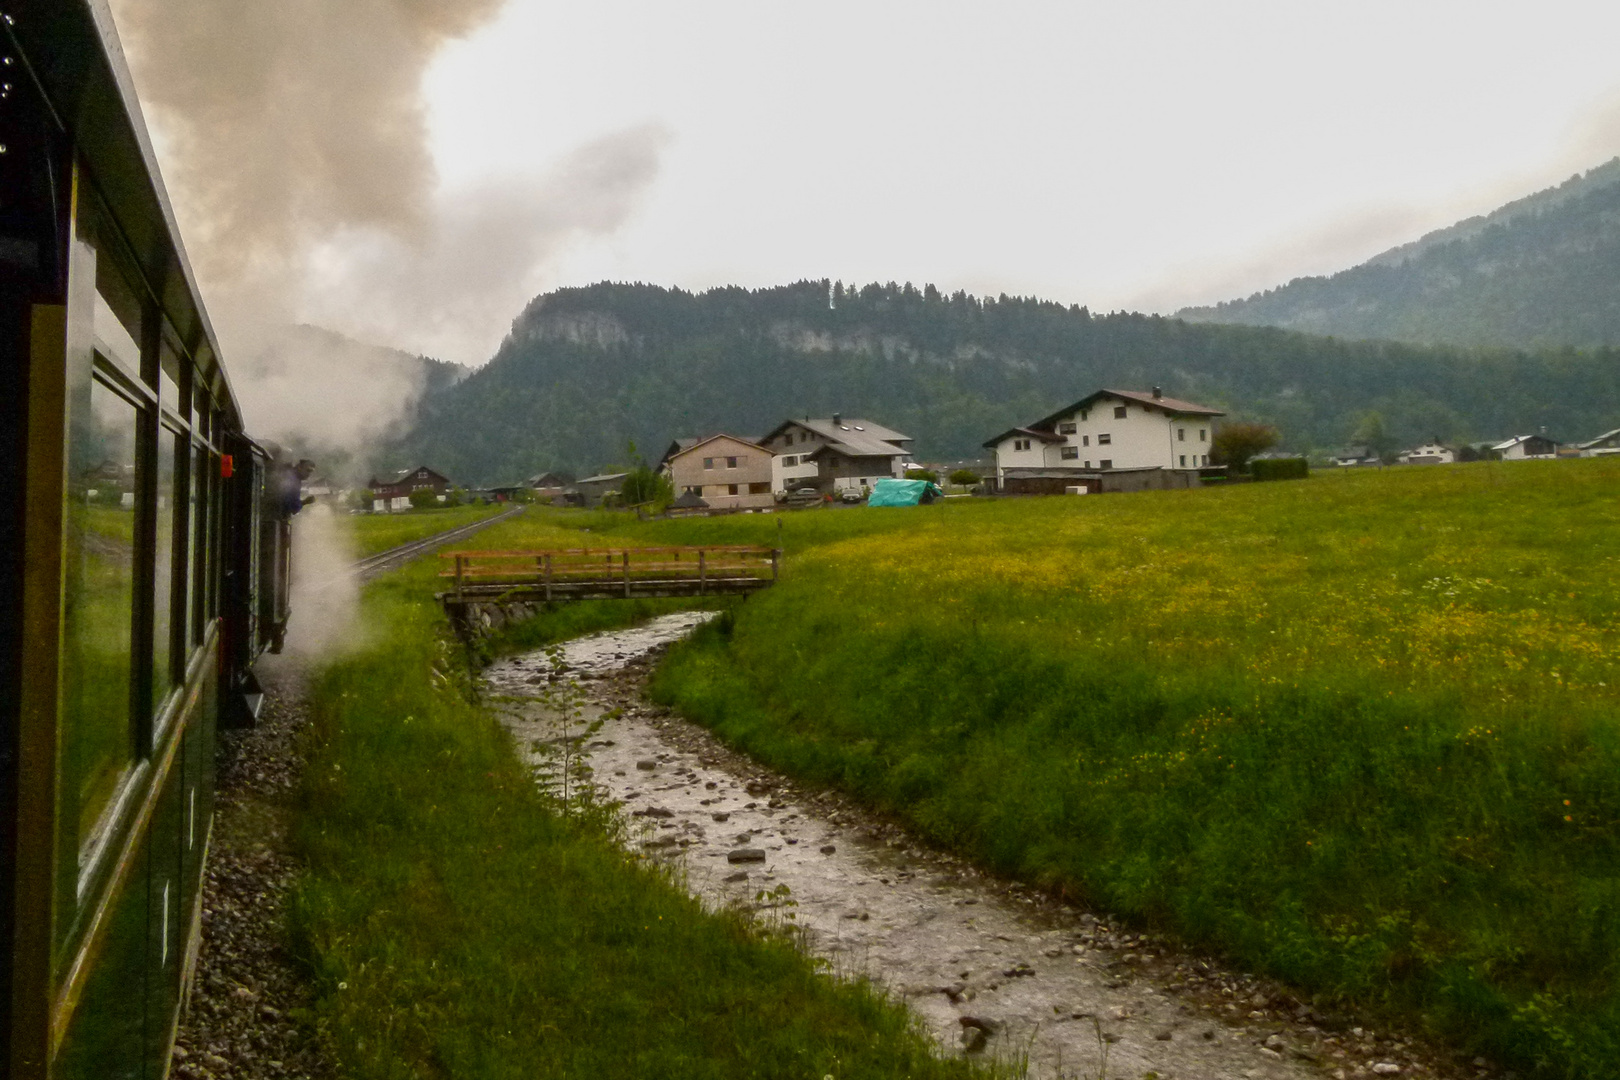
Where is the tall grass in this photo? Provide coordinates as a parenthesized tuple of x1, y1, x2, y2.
(289, 549, 983, 1079)
(562, 461, 1620, 1079)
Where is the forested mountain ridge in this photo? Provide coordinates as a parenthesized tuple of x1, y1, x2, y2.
(384, 281, 1620, 484)
(1179, 158, 1620, 349)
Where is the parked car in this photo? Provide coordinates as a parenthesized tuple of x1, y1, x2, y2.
(839, 489, 865, 503)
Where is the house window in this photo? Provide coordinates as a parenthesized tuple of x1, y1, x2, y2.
(1177, 428, 1186, 441)
(1082, 435, 1090, 446)
(1113, 405, 1127, 419)
(1061, 446, 1080, 460)
(1180, 455, 1187, 467)
(1080, 408, 1089, 421)
(684, 486, 700, 495)
(1100, 459, 1113, 469)
(1058, 422, 1077, 435)
(727, 456, 738, 468)
(748, 482, 770, 494)
(703, 457, 714, 470)
(1084, 461, 1091, 468)
(1199, 429, 1207, 442)
(727, 484, 739, 495)
(1203, 454, 1209, 466)
(1098, 433, 1112, 445)
(1014, 438, 1031, 452)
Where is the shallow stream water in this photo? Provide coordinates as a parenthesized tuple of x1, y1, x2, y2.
(483, 614, 1437, 1080)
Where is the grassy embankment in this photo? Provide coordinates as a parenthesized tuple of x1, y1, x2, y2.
(532, 462, 1620, 1078)
(290, 515, 986, 1080)
(348, 502, 509, 558)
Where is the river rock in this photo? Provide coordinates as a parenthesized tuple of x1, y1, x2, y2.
(633, 806, 674, 818)
(819, 844, 836, 854)
(635, 759, 656, 771)
(1371, 1066, 1401, 1076)
(727, 848, 767, 864)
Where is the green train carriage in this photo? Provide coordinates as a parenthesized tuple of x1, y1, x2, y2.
(2, 3, 291, 1076)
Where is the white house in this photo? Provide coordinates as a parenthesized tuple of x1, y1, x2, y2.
(1398, 441, 1455, 465)
(982, 388, 1223, 491)
(759, 415, 912, 496)
(1331, 446, 1380, 467)
(1491, 434, 1559, 460)
(1576, 428, 1620, 456)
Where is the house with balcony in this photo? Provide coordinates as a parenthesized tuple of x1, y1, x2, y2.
(983, 388, 1223, 494)
(367, 465, 452, 512)
(1491, 434, 1559, 460)
(759, 414, 912, 496)
(1398, 441, 1455, 465)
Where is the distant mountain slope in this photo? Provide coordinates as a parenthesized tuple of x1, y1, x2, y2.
(1179, 158, 1620, 349)
(386, 281, 1620, 484)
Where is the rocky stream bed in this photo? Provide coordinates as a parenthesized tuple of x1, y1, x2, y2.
(484, 612, 1504, 1080)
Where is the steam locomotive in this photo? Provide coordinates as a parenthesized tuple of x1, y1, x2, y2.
(2, 3, 293, 1076)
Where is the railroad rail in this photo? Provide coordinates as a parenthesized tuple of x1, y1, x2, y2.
(438, 545, 781, 605)
(351, 505, 527, 581)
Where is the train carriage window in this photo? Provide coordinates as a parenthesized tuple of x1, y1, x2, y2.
(159, 365, 183, 421)
(92, 288, 142, 378)
(151, 424, 182, 719)
(63, 374, 141, 864)
(191, 441, 209, 646)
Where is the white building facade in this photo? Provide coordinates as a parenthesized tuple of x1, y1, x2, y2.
(984, 388, 1223, 485)
(1398, 442, 1455, 465)
(1492, 435, 1559, 460)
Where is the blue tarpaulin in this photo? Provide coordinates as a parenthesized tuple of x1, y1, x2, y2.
(866, 478, 943, 507)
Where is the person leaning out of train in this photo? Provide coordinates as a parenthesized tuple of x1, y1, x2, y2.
(273, 459, 317, 517)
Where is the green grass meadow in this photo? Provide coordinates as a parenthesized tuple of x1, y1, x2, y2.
(478, 461, 1620, 1078)
(291, 521, 986, 1080)
(347, 502, 509, 557)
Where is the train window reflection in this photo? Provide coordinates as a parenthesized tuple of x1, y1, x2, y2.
(152, 425, 182, 716)
(159, 364, 182, 420)
(64, 375, 139, 861)
(191, 442, 207, 646)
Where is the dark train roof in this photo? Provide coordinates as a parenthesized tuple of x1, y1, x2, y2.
(5, 0, 240, 426)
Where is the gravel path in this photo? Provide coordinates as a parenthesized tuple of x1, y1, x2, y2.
(487, 613, 1502, 1080)
(171, 656, 329, 1080)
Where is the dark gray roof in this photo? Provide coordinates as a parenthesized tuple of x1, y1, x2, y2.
(1026, 389, 1224, 434)
(981, 426, 1067, 449)
(761, 416, 911, 449)
(670, 490, 710, 509)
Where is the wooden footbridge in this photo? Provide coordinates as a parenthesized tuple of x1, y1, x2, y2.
(437, 546, 781, 621)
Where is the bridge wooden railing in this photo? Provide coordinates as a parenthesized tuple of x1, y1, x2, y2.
(438, 546, 780, 603)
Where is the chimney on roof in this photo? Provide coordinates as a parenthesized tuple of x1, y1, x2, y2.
(833, 412, 842, 426)
(1152, 386, 1162, 399)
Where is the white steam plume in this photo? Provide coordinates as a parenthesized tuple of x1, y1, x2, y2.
(107, 0, 667, 445)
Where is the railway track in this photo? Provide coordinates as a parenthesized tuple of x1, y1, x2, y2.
(353, 505, 528, 580)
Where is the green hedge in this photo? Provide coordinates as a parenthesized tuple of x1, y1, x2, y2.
(1250, 457, 1309, 481)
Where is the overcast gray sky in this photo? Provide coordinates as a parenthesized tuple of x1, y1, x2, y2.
(131, 0, 1620, 367)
